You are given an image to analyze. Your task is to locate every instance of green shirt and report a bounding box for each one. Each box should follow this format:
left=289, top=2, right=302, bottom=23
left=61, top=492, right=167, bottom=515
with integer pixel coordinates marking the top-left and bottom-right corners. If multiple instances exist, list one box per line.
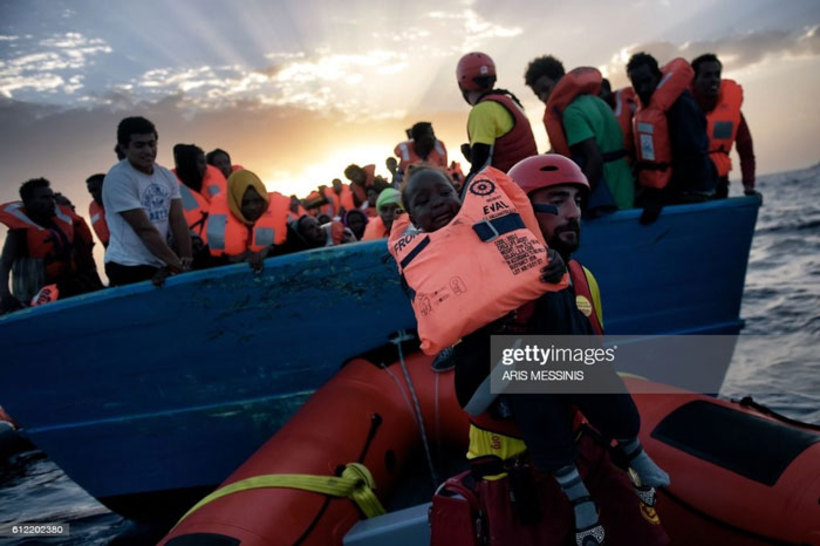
left=563, top=94, right=635, bottom=209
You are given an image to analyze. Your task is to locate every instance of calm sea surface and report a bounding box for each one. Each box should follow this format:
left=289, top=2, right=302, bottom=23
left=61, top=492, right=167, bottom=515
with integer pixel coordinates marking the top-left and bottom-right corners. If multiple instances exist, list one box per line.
left=1, top=165, right=818, bottom=545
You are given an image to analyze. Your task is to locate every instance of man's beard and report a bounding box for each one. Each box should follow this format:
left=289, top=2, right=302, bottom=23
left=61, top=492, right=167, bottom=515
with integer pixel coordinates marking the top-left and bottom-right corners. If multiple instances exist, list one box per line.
left=548, top=219, right=580, bottom=261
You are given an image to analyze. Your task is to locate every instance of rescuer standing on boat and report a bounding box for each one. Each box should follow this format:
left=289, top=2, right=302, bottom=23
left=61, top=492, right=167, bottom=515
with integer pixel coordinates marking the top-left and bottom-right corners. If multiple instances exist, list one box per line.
left=102, top=116, right=193, bottom=286
left=456, top=52, right=538, bottom=177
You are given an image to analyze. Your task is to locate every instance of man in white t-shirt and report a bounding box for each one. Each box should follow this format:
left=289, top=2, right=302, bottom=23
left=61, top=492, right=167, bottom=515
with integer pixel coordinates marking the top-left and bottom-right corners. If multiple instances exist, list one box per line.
left=103, top=116, right=192, bottom=286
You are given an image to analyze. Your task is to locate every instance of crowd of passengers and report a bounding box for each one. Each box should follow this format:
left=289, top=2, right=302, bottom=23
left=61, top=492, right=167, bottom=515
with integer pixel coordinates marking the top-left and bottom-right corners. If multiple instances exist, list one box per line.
left=1, top=51, right=757, bottom=314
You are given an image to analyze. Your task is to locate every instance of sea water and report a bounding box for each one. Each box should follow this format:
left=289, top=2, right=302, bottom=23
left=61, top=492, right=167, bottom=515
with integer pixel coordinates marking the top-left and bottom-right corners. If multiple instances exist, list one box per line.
left=1, top=165, right=818, bottom=545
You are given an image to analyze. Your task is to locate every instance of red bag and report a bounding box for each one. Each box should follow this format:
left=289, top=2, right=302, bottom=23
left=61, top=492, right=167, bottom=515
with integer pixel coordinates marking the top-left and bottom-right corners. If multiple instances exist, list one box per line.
left=430, top=471, right=484, bottom=546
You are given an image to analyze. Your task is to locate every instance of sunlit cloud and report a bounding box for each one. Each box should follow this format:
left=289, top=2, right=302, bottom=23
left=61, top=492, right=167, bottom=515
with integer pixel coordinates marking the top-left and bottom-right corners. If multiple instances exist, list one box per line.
left=600, top=26, right=820, bottom=87
left=0, top=32, right=111, bottom=98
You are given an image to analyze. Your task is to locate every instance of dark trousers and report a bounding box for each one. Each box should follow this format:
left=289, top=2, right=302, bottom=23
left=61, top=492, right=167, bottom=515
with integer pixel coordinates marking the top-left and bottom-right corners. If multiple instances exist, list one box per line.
left=105, top=262, right=161, bottom=287
left=506, top=390, right=640, bottom=474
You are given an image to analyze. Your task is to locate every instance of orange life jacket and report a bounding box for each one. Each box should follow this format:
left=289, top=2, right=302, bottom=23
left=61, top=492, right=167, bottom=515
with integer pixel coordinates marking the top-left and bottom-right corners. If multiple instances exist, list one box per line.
left=206, top=192, right=290, bottom=257
left=361, top=215, right=387, bottom=240
left=543, top=67, right=603, bottom=156
left=633, top=57, right=694, bottom=189
left=394, top=139, right=448, bottom=174
left=88, top=200, right=109, bottom=246
left=322, top=220, right=350, bottom=246
left=322, top=185, right=356, bottom=217
left=177, top=181, right=211, bottom=244
left=202, top=165, right=227, bottom=201
left=613, top=86, right=638, bottom=162
left=0, top=202, right=77, bottom=281
left=476, top=92, right=538, bottom=173
left=388, top=167, right=568, bottom=355
left=704, top=79, right=743, bottom=178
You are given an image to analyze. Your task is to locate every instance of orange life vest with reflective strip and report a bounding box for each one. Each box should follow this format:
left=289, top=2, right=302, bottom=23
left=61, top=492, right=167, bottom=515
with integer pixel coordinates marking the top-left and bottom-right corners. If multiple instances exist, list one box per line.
left=704, top=79, right=743, bottom=178
left=394, top=140, right=449, bottom=174
left=543, top=67, right=603, bottom=156
left=177, top=182, right=211, bottom=243
left=476, top=93, right=538, bottom=173
left=633, top=57, right=694, bottom=189
left=613, top=87, right=638, bottom=162
left=322, top=185, right=356, bottom=217
left=88, top=200, right=109, bottom=246
left=0, top=202, right=77, bottom=280
left=202, top=165, right=227, bottom=202
left=206, top=192, right=290, bottom=257
left=361, top=215, right=387, bottom=241
left=388, top=166, right=568, bottom=355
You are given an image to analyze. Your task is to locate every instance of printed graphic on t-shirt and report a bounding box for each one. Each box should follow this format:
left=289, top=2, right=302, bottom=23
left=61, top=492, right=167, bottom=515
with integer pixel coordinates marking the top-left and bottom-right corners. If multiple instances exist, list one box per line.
left=142, top=183, right=170, bottom=222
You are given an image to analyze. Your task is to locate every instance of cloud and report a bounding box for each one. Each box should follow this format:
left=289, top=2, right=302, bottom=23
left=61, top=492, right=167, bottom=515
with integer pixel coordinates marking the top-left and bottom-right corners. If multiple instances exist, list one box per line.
left=0, top=32, right=111, bottom=98
left=601, top=25, right=820, bottom=85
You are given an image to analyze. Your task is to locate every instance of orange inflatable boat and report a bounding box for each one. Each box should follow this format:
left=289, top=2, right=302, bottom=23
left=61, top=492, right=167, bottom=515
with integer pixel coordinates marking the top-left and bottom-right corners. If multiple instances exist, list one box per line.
left=160, top=354, right=820, bottom=546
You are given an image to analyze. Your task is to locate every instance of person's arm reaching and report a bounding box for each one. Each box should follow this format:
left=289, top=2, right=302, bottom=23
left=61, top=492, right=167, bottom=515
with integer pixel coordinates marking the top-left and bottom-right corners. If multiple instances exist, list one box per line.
left=736, top=113, right=758, bottom=196
left=0, top=232, right=24, bottom=312
left=168, top=198, right=193, bottom=270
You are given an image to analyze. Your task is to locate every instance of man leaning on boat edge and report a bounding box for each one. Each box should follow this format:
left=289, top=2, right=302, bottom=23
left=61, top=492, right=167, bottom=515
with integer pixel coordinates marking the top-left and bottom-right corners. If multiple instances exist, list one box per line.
left=102, top=116, right=193, bottom=287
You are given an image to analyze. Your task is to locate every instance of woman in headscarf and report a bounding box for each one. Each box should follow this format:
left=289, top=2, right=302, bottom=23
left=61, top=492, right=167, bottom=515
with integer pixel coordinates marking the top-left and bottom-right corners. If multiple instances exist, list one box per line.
left=205, top=170, right=290, bottom=271
left=361, top=187, right=403, bottom=240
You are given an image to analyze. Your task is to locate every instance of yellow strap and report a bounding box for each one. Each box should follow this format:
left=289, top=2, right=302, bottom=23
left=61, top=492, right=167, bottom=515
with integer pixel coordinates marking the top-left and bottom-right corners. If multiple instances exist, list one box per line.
left=174, top=463, right=386, bottom=528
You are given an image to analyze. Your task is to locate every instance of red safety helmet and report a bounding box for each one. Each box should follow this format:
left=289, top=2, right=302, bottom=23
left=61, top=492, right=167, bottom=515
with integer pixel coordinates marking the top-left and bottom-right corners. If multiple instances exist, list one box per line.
left=456, top=52, right=496, bottom=91
left=508, top=154, right=590, bottom=196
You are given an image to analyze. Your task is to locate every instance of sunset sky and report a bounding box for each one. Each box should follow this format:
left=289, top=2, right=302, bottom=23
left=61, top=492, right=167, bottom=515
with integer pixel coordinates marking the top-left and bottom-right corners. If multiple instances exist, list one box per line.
left=1, top=0, right=818, bottom=212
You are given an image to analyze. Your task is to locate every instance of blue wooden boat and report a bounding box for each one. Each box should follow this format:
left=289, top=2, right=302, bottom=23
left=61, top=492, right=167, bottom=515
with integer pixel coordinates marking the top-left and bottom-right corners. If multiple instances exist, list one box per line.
left=0, top=195, right=760, bottom=521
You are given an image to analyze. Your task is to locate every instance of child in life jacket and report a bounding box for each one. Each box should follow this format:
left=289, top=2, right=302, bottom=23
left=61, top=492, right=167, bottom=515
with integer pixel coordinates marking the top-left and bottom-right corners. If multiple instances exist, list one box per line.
left=400, top=167, right=669, bottom=546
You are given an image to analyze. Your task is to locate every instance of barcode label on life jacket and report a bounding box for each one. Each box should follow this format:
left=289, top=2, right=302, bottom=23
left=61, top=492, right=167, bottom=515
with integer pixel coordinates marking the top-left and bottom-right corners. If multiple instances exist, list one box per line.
left=495, top=234, right=542, bottom=275
left=640, top=134, right=655, bottom=161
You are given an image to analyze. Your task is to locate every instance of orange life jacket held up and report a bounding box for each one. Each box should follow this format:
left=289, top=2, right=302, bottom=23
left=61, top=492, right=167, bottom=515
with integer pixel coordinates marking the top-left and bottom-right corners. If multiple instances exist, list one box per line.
left=206, top=192, right=290, bottom=257
left=633, top=57, right=695, bottom=189
left=475, top=93, right=538, bottom=173
left=543, top=67, right=603, bottom=156
left=88, top=200, right=109, bottom=246
left=705, top=79, right=743, bottom=178
left=388, top=167, right=568, bottom=355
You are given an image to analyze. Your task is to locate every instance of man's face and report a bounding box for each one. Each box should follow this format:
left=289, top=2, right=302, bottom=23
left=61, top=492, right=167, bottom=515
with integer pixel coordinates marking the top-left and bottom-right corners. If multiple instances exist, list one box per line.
left=86, top=178, right=103, bottom=204
left=414, top=128, right=436, bottom=157
left=693, top=61, right=722, bottom=100
left=530, top=74, right=559, bottom=104
left=379, top=202, right=401, bottom=232
left=530, top=184, right=583, bottom=258
left=628, top=64, right=660, bottom=107
left=211, top=152, right=232, bottom=180
left=298, top=216, right=325, bottom=245
left=26, top=186, right=56, bottom=219
left=123, top=133, right=158, bottom=174
left=332, top=179, right=343, bottom=193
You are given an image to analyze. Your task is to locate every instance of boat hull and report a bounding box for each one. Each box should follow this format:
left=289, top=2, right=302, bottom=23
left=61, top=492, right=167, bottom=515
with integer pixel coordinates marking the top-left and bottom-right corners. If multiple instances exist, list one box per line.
left=0, top=196, right=760, bottom=517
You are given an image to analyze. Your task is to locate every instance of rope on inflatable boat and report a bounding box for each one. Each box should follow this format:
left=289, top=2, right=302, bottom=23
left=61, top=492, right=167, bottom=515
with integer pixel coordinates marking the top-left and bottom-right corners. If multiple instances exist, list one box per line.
left=172, top=462, right=386, bottom=528
left=391, top=329, right=440, bottom=489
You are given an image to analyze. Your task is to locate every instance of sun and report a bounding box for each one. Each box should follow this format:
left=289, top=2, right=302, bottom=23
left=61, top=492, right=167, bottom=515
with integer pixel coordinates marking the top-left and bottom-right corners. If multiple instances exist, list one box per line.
left=260, top=145, right=393, bottom=198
